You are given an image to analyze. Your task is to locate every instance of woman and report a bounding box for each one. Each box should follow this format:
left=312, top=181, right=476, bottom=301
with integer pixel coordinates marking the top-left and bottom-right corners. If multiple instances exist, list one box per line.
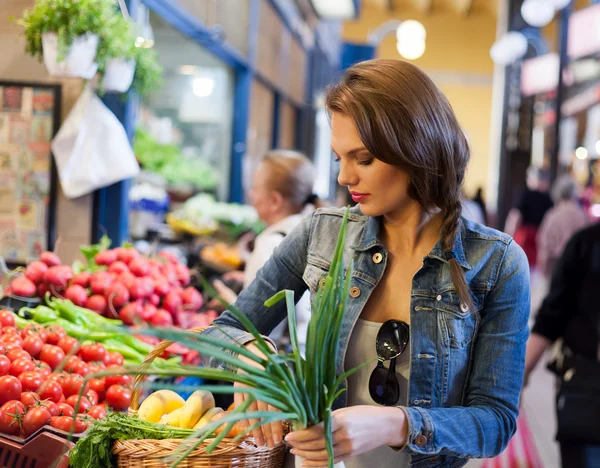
left=213, top=150, right=321, bottom=353
left=202, top=59, right=530, bottom=468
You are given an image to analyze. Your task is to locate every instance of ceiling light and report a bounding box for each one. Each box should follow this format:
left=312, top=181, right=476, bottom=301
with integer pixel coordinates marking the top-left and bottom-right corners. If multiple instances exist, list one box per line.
left=193, top=77, right=215, bottom=97
left=575, top=146, right=589, bottom=160
left=310, top=0, right=356, bottom=19
left=396, top=40, right=426, bottom=60
left=521, top=0, right=556, bottom=28
left=595, top=140, right=600, bottom=154
left=396, top=20, right=426, bottom=43
left=490, top=31, right=528, bottom=65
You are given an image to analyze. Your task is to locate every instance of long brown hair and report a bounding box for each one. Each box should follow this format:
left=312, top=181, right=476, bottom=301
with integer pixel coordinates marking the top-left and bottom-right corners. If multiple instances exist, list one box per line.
left=325, top=59, right=473, bottom=309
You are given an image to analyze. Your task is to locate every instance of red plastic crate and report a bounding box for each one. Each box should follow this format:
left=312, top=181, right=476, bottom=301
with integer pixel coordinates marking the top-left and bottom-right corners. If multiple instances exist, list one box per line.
left=0, top=429, right=74, bottom=468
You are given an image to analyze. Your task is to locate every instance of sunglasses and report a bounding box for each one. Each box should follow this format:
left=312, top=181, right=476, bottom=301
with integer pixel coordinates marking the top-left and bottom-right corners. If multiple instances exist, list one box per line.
left=368, top=319, right=410, bottom=406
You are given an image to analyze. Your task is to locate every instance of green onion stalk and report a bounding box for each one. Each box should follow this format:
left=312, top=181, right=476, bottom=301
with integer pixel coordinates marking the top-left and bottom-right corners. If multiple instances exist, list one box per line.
left=74, top=209, right=362, bottom=468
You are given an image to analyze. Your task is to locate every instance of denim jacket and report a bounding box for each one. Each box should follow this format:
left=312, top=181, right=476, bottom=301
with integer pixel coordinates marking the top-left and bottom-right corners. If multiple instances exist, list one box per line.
left=202, top=207, right=530, bottom=467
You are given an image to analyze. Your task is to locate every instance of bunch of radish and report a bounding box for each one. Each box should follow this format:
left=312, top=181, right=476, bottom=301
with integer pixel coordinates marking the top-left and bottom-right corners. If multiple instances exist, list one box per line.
left=8, top=248, right=207, bottom=328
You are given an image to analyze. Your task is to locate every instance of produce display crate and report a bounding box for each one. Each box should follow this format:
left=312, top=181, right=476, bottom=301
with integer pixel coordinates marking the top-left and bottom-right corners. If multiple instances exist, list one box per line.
left=0, top=427, right=76, bottom=468
left=112, top=327, right=286, bottom=468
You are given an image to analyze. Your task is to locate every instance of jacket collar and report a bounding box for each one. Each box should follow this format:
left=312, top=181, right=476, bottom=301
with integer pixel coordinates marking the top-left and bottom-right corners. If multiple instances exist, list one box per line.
left=352, top=212, right=472, bottom=270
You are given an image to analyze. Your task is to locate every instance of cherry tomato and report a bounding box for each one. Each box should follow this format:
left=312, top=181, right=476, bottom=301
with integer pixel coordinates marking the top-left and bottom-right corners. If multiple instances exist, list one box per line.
left=33, top=360, right=51, bottom=378
left=104, top=351, right=124, bottom=367
left=61, top=374, right=85, bottom=398
left=87, top=404, right=107, bottom=420
left=105, top=385, right=131, bottom=411
left=79, top=344, right=107, bottom=363
left=66, top=395, right=91, bottom=413
left=0, top=311, right=16, bottom=328
left=22, top=335, right=43, bottom=359
left=17, top=371, right=42, bottom=392
left=6, top=349, right=30, bottom=363
left=10, top=358, right=35, bottom=377
left=39, top=345, right=65, bottom=370
left=104, top=368, right=132, bottom=388
left=85, top=389, right=99, bottom=406
left=22, top=407, right=51, bottom=437
left=21, top=392, right=40, bottom=408
left=45, top=326, right=66, bottom=346
left=0, top=355, right=11, bottom=376
left=57, top=403, right=74, bottom=417
left=21, top=325, right=47, bottom=343
left=38, top=380, right=63, bottom=403
left=56, top=336, right=79, bottom=355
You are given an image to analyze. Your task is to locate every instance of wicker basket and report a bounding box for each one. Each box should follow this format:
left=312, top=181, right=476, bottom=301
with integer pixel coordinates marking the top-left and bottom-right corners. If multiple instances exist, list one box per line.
left=112, top=327, right=286, bottom=468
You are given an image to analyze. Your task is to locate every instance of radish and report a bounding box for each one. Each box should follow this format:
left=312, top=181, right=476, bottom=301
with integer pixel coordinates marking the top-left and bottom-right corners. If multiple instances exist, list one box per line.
left=44, top=265, right=73, bottom=288
left=153, top=279, right=170, bottom=297
left=37, top=283, right=50, bottom=298
left=94, top=250, right=117, bottom=266
left=118, top=272, right=136, bottom=290
left=104, top=283, right=130, bottom=308
left=158, top=251, right=178, bottom=264
left=11, top=277, right=36, bottom=297
left=149, top=294, right=160, bottom=306
left=163, top=290, right=182, bottom=315
left=25, top=261, right=48, bottom=284
left=65, top=285, right=88, bottom=307
left=86, top=295, right=107, bottom=315
left=150, top=309, right=173, bottom=326
left=175, top=264, right=191, bottom=287
left=129, top=277, right=152, bottom=300
left=162, top=265, right=178, bottom=286
left=181, top=287, right=203, bottom=312
left=40, top=251, right=61, bottom=267
left=90, top=271, right=112, bottom=295
left=116, top=248, right=139, bottom=265
left=118, top=303, right=139, bottom=325
left=129, top=258, right=149, bottom=277
left=71, top=272, right=91, bottom=288
left=148, top=267, right=162, bottom=280
left=108, top=261, right=128, bottom=275
left=139, top=304, right=157, bottom=321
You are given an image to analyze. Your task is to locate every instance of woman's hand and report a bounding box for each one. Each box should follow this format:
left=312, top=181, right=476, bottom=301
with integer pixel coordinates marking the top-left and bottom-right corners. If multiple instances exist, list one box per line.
left=285, top=406, right=408, bottom=467
left=235, top=340, right=284, bottom=448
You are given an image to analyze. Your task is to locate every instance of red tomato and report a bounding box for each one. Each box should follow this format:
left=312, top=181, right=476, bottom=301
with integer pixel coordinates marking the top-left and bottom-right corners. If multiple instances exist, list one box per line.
left=56, top=336, right=79, bottom=355
left=1, top=400, right=25, bottom=415
left=21, top=325, right=47, bottom=343
left=88, top=362, right=105, bottom=374
left=104, top=368, right=132, bottom=388
left=105, top=385, right=131, bottom=411
left=20, top=392, right=40, bottom=408
left=0, top=355, right=11, bottom=376
left=0, top=376, right=22, bottom=405
left=57, top=403, right=74, bottom=417
left=79, top=344, right=107, bottom=363
left=104, top=351, right=124, bottom=367
left=61, top=374, right=85, bottom=398
left=4, top=334, right=23, bottom=348
left=85, top=389, right=99, bottom=406
left=22, top=335, right=43, bottom=358
left=2, top=326, right=18, bottom=335
left=33, top=360, right=51, bottom=378
left=39, top=345, right=65, bottom=370
left=38, top=380, right=63, bottom=403
left=0, top=311, right=16, bottom=328
left=66, top=395, right=91, bottom=413
left=88, top=378, right=106, bottom=400
left=18, top=371, right=43, bottom=392
left=87, top=404, right=107, bottom=420
left=49, top=415, right=88, bottom=433
left=0, top=401, right=25, bottom=435
left=6, top=349, right=30, bottom=362
left=10, top=358, right=35, bottom=377
left=43, top=401, right=59, bottom=417
left=64, top=356, right=83, bottom=373
left=22, top=407, right=51, bottom=437
left=45, top=326, right=66, bottom=346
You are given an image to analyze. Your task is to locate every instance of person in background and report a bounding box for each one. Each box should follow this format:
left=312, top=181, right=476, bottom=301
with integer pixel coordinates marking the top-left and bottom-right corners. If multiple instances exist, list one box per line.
left=473, top=187, right=488, bottom=225
left=505, top=166, right=553, bottom=268
left=213, top=150, right=323, bottom=354
left=525, top=222, right=600, bottom=468
left=461, top=194, right=485, bottom=225
left=537, top=175, right=587, bottom=281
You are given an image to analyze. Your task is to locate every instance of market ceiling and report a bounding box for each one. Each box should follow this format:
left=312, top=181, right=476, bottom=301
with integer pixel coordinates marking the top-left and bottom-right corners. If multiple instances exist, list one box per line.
left=363, top=0, right=498, bottom=16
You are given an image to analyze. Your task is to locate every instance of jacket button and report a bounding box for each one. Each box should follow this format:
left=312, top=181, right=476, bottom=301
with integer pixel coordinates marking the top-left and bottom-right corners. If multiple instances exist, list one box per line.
left=372, top=252, right=383, bottom=264
left=415, top=434, right=427, bottom=447
left=460, top=302, right=469, bottom=312
left=349, top=287, right=361, bottom=298
left=436, top=295, right=442, bottom=301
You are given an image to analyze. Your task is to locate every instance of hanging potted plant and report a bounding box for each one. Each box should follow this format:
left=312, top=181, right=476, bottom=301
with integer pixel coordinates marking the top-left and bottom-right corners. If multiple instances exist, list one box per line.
left=18, top=0, right=117, bottom=79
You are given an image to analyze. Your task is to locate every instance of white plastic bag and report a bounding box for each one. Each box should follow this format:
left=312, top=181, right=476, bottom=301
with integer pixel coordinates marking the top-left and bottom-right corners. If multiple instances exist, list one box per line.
left=51, top=87, right=140, bottom=198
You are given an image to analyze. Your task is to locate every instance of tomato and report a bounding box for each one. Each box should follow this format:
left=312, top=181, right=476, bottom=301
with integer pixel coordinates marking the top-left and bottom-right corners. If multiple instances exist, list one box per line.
left=56, top=336, right=79, bottom=355
left=88, top=377, right=106, bottom=395
left=0, top=402, right=24, bottom=435
left=38, top=380, right=63, bottom=403
left=66, top=395, right=91, bottom=413
left=64, top=356, right=83, bottom=374
left=18, top=371, right=43, bottom=392
left=0, top=355, right=11, bottom=376
left=79, top=344, right=107, bottom=363
left=21, top=325, right=47, bottom=343
left=10, top=358, right=35, bottom=377
left=87, top=404, right=107, bottom=420
left=50, top=415, right=72, bottom=432
left=85, top=389, right=99, bottom=406
left=73, top=416, right=89, bottom=433
left=2, top=326, right=18, bottom=336
left=88, top=362, right=105, bottom=374
left=43, top=401, right=59, bottom=417
left=6, top=349, right=30, bottom=363
left=4, top=334, right=23, bottom=348
left=104, top=368, right=132, bottom=388
left=0, top=376, right=22, bottom=406
left=45, top=326, right=66, bottom=346
left=21, top=392, right=40, bottom=408
left=104, top=351, right=124, bottom=367
left=2, top=401, right=25, bottom=415
left=57, top=403, right=74, bottom=417
left=105, top=385, right=131, bottom=411
left=39, top=345, right=65, bottom=370
left=22, top=335, right=44, bottom=359
left=33, top=360, right=51, bottom=378
left=0, top=311, right=16, bottom=328
left=61, top=374, right=85, bottom=398
left=71, top=360, right=90, bottom=377
left=22, top=407, right=51, bottom=436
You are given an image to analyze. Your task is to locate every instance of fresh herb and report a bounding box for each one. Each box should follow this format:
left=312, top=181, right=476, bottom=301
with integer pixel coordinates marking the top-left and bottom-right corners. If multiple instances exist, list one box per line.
left=69, top=412, right=195, bottom=468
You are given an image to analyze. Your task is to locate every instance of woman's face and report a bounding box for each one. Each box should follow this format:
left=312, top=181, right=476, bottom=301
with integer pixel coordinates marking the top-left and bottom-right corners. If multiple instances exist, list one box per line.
left=331, top=112, right=412, bottom=218
left=248, top=163, right=277, bottom=225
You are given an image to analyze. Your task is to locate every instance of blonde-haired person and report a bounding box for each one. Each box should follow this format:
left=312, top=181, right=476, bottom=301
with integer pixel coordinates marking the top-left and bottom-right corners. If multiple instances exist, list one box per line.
left=214, top=150, right=324, bottom=354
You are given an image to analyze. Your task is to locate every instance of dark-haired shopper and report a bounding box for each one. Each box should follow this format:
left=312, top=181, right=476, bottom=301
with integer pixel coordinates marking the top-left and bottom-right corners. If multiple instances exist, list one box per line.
left=201, top=59, right=530, bottom=467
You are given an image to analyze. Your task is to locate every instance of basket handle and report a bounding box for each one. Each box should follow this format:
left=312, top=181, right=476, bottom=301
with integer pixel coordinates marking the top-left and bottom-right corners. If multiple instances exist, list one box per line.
left=129, top=326, right=208, bottom=411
